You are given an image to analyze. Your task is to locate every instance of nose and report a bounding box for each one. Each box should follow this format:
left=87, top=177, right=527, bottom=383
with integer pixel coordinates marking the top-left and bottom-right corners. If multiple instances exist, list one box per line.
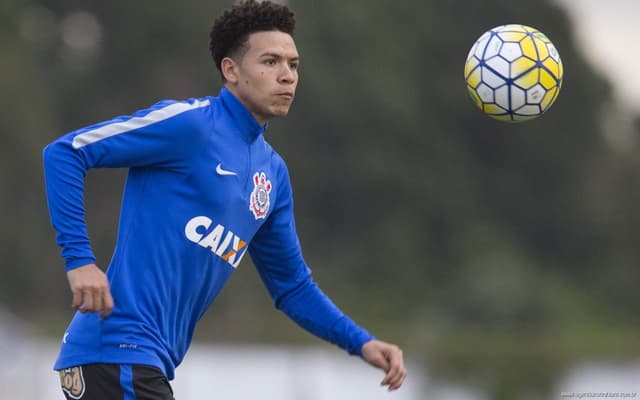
left=279, top=64, right=297, bottom=84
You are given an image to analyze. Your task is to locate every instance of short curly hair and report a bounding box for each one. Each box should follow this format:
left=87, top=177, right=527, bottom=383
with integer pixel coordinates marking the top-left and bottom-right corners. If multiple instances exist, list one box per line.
left=209, top=0, right=296, bottom=78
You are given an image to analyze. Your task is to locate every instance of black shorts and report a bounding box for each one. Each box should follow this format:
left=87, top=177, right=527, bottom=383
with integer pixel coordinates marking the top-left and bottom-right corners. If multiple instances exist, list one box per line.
left=58, top=363, right=174, bottom=400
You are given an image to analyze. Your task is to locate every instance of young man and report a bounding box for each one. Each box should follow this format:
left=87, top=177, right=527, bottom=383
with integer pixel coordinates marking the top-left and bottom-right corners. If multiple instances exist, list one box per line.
left=44, top=1, right=406, bottom=398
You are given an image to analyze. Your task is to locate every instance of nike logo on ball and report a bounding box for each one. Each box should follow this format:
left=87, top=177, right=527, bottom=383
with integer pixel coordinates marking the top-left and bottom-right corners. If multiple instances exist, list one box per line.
left=216, top=163, right=237, bottom=176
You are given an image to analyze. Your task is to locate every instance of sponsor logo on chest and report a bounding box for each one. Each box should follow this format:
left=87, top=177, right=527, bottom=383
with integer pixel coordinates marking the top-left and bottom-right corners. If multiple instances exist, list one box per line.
left=185, top=216, right=248, bottom=268
left=184, top=171, right=273, bottom=267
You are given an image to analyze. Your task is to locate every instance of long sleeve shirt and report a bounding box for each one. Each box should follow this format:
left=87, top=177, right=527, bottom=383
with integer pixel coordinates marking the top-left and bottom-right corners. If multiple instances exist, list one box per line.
left=43, top=87, right=372, bottom=380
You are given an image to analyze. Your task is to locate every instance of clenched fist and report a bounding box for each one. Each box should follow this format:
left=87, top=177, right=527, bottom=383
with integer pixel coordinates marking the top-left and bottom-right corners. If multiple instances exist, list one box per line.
left=66, top=263, right=114, bottom=318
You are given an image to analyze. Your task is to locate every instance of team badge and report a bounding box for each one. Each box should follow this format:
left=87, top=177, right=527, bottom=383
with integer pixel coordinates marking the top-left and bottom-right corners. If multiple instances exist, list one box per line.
left=250, top=172, right=272, bottom=220
left=59, top=366, right=85, bottom=399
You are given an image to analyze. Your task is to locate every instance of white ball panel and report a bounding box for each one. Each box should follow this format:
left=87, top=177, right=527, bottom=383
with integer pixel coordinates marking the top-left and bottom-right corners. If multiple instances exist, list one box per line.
left=500, top=42, right=523, bottom=62
left=547, top=43, right=560, bottom=62
left=481, top=66, right=506, bottom=89
left=476, top=83, right=494, bottom=103
left=511, top=85, right=526, bottom=110
left=517, top=105, right=542, bottom=116
left=483, top=35, right=502, bottom=59
left=526, top=84, right=546, bottom=103
left=486, top=57, right=510, bottom=79
left=473, top=34, right=491, bottom=59
left=494, top=86, right=509, bottom=109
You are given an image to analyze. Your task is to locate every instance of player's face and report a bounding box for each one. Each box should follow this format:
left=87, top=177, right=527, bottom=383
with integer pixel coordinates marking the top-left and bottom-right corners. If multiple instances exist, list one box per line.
left=223, top=31, right=299, bottom=125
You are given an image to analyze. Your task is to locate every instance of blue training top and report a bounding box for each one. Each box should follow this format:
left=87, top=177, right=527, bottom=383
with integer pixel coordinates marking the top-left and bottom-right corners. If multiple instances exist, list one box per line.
left=43, top=87, right=373, bottom=380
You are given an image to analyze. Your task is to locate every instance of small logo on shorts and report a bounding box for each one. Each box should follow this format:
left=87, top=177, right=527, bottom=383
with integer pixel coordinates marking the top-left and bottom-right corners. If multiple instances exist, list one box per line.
left=60, top=366, right=85, bottom=399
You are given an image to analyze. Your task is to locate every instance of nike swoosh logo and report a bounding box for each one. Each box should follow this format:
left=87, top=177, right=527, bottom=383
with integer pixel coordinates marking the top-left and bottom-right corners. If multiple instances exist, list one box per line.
left=216, top=163, right=237, bottom=176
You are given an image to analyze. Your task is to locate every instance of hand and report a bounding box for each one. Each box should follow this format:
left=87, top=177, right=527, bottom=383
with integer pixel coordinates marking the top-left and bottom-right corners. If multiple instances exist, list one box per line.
left=361, top=339, right=407, bottom=391
left=66, top=263, right=114, bottom=318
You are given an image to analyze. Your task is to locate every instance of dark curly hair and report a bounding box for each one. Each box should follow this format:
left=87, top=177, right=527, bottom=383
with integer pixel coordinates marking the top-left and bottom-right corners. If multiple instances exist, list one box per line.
left=209, top=0, right=296, bottom=78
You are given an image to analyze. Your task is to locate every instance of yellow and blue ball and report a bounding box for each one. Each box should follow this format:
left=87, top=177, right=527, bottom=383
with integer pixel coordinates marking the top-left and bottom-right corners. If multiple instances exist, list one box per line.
left=464, top=24, right=563, bottom=122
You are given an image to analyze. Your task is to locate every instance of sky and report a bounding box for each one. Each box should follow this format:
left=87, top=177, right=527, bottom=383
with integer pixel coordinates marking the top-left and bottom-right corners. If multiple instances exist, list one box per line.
left=555, top=0, right=640, bottom=112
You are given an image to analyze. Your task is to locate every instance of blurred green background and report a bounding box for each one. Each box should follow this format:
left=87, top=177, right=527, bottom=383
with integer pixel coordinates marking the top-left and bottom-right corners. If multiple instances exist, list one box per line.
left=2, top=0, right=640, bottom=398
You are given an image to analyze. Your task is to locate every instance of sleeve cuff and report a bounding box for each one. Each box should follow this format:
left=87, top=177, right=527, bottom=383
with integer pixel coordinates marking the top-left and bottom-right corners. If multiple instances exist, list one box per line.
left=350, top=330, right=376, bottom=356
left=64, top=257, right=96, bottom=271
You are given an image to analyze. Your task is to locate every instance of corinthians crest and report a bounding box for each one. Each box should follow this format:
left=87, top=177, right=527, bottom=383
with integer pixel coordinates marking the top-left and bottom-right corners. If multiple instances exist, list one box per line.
left=59, top=367, right=85, bottom=399
left=250, top=172, right=272, bottom=220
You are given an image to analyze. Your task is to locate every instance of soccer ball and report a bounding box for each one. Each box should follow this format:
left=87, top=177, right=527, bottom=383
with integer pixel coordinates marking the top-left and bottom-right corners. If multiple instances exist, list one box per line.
left=464, top=24, right=563, bottom=122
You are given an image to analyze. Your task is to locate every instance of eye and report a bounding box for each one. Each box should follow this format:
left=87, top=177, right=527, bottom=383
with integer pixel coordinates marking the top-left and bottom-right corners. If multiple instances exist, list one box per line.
left=264, top=58, right=276, bottom=66
left=289, top=62, right=299, bottom=71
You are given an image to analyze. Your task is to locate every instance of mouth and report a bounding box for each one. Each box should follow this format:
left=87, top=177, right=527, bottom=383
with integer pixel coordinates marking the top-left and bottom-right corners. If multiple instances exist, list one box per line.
left=276, top=92, right=294, bottom=100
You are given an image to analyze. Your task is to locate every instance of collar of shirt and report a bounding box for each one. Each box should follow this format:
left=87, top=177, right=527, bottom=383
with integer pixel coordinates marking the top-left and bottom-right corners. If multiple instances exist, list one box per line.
left=219, top=87, right=268, bottom=143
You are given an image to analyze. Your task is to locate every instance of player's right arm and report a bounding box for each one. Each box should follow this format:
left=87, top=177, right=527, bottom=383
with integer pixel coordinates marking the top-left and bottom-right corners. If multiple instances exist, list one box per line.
left=43, top=98, right=209, bottom=316
left=66, top=263, right=114, bottom=317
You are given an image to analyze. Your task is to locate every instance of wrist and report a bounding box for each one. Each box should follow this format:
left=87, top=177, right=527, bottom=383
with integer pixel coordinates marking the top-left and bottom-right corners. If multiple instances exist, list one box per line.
left=65, top=257, right=97, bottom=271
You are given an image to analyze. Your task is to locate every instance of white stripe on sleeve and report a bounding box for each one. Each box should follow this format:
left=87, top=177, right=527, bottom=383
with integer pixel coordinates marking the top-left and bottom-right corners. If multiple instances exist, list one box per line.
left=72, top=99, right=210, bottom=149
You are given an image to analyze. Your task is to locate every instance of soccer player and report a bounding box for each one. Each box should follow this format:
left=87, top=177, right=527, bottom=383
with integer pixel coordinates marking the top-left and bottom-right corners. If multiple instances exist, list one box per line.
left=43, top=1, right=406, bottom=398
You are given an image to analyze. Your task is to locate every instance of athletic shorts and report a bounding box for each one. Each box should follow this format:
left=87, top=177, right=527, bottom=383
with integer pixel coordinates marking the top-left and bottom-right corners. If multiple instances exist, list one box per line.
left=58, top=363, right=174, bottom=400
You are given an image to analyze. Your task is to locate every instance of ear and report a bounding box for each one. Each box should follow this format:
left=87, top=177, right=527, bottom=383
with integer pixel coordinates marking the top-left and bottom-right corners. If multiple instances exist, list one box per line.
left=221, top=57, right=239, bottom=84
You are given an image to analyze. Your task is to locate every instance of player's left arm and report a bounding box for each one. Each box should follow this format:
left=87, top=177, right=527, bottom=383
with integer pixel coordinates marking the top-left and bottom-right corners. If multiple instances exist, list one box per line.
left=361, top=339, right=407, bottom=391
left=248, top=158, right=406, bottom=390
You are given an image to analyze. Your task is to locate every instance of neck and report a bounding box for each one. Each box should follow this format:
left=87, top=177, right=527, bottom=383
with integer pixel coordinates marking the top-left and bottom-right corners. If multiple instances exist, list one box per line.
left=223, top=84, right=267, bottom=125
